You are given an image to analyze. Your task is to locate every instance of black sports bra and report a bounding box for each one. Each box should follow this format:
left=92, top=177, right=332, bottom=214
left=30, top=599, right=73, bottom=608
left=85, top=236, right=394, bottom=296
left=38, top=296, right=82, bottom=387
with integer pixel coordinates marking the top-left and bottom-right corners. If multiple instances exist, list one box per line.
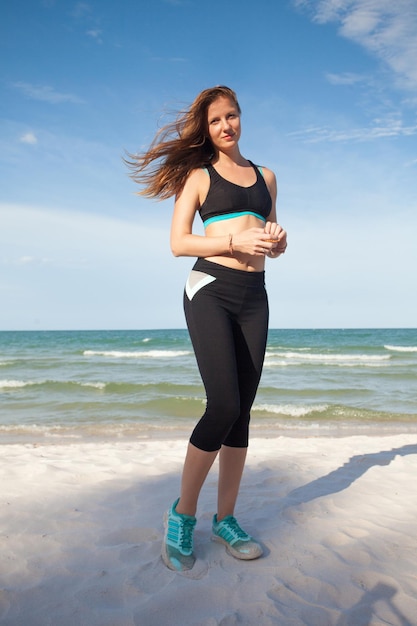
left=199, top=160, right=272, bottom=227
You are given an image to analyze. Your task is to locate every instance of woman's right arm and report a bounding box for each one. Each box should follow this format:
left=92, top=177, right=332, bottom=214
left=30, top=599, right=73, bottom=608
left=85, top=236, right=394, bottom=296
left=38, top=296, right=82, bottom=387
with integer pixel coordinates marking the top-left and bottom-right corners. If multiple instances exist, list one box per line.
left=170, top=170, right=231, bottom=258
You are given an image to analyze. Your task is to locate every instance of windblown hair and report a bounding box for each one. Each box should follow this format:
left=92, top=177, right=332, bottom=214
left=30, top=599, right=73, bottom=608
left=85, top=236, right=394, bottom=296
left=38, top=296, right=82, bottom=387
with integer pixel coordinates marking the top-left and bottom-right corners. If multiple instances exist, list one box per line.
left=125, top=86, right=241, bottom=200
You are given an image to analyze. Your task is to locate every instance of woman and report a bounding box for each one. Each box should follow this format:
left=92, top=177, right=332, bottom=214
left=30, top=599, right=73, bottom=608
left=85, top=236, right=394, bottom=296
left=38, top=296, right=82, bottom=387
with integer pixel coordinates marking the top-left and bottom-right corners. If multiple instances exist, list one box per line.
left=127, top=86, right=287, bottom=572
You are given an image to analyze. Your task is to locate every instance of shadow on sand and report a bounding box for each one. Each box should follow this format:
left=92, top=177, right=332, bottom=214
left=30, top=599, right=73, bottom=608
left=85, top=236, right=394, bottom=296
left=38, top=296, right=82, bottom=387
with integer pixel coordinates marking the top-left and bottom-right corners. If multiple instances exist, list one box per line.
left=280, top=443, right=417, bottom=626
left=284, top=443, right=417, bottom=508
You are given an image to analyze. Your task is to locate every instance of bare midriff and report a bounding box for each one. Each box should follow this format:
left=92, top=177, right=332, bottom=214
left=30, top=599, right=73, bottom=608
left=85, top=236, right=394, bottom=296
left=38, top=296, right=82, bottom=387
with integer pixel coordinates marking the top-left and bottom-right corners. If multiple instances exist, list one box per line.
left=204, top=214, right=266, bottom=272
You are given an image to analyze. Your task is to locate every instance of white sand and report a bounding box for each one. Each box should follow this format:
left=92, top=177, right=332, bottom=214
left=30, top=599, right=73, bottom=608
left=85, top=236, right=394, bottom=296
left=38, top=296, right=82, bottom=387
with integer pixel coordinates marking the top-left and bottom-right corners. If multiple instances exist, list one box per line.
left=1, top=434, right=417, bottom=626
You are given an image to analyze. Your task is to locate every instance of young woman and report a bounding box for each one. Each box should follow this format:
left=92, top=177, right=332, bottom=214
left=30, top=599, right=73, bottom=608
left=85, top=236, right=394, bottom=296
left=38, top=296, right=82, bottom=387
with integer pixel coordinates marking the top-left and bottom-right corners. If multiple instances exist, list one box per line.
left=127, top=86, right=287, bottom=571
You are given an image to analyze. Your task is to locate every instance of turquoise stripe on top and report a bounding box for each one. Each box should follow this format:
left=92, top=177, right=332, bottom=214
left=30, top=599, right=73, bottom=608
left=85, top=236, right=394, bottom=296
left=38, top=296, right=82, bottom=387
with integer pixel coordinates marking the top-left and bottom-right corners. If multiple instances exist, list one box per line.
left=203, top=211, right=266, bottom=227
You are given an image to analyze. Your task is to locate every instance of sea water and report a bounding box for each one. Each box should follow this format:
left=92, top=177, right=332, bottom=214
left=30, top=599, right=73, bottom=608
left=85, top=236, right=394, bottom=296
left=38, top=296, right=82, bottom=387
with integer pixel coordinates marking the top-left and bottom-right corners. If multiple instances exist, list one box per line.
left=1, top=328, right=416, bottom=443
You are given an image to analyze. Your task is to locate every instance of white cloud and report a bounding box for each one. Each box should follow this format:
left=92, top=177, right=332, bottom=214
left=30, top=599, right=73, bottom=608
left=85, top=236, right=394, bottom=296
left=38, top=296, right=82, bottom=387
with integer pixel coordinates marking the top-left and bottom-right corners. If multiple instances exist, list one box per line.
left=86, top=29, right=103, bottom=43
left=71, top=2, right=92, bottom=19
left=17, top=256, right=50, bottom=266
left=13, top=82, right=84, bottom=104
left=19, top=132, right=38, bottom=145
left=294, top=0, right=417, bottom=90
left=325, top=71, right=367, bottom=85
left=71, top=2, right=103, bottom=43
left=287, top=115, right=417, bottom=143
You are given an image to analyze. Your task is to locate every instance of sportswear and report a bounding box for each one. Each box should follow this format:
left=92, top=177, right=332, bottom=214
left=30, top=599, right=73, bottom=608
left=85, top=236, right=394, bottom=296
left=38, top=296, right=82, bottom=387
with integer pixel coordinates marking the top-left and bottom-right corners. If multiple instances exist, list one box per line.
left=199, top=161, right=272, bottom=227
left=184, top=258, right=268, bottom=452
left=212, top=514, right=263, bottom=560
left=162, top=498, right=197, bottom=572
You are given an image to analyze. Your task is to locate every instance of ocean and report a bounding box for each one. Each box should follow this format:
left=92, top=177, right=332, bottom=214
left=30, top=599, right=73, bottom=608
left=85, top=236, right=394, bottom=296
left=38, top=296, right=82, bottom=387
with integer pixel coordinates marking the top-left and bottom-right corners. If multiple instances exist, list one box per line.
left=1, top=328, right=417, bottom=443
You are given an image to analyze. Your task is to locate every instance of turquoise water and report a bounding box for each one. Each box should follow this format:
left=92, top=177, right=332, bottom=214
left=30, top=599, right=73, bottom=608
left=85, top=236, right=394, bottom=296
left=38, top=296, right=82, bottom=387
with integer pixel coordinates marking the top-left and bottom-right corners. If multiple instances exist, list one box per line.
left=1, top=328, right=417, bottom=442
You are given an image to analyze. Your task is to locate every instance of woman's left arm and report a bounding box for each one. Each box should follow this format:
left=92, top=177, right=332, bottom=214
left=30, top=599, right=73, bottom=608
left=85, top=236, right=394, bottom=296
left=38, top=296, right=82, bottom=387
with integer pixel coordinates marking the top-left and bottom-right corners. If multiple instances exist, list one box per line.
left=262, top=168, right=287, bottom=258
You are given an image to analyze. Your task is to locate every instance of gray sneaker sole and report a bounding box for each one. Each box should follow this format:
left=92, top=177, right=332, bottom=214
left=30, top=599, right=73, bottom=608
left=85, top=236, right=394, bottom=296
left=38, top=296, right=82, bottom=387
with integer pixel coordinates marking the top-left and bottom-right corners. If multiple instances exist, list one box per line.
left=211, top=534, right=263, bottom=560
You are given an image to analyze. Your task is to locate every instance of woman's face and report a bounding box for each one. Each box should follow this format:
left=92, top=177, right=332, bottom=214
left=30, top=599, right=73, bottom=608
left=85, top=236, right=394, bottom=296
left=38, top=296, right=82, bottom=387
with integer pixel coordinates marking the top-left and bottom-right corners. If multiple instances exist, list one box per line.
left=207, top=96, right=241, bottom=152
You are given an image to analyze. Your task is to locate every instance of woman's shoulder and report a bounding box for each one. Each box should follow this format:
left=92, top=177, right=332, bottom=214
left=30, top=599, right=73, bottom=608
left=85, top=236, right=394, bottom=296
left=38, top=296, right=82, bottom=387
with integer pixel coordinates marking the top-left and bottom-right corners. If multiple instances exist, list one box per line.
left=178, top=166, right=210, bottom=201
left=254, top=163, right=276, bottom=185
left=185, top=166, right=211, bottom=188
left=254, top=163, right=277, bottom=199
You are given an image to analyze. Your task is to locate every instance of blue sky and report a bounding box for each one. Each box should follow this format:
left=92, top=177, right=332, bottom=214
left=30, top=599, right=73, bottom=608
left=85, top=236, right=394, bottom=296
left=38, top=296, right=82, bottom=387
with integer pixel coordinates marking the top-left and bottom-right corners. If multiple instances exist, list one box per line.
left=1, top=0, right=416, bottom=330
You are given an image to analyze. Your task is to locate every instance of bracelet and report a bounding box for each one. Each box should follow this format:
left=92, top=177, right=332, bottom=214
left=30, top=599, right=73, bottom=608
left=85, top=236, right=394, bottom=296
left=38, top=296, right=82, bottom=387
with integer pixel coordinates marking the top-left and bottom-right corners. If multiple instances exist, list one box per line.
left=228, top=233, right=234, bottom=256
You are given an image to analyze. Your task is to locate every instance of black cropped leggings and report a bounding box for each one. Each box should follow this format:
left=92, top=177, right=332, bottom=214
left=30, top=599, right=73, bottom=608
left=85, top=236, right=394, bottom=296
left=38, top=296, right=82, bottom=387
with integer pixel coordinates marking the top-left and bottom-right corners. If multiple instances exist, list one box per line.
left=183, top=258, right=269, bottom=452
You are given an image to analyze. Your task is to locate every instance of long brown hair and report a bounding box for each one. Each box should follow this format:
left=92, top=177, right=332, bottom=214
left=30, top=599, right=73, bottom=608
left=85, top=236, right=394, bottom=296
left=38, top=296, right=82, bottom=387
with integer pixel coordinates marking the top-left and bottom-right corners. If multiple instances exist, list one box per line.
left=125, top=86, right=241, bottom=200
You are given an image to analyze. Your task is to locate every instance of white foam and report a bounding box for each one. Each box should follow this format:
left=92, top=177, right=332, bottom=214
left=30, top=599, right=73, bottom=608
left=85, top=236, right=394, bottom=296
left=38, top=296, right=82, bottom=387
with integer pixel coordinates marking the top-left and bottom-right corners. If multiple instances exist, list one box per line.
left=0, top=379, right=107, bottom=391
left=264, top=351, right=390, bottom=367
left=80, top=382, right=106, bottom=390
left=266, top=351, right=389, bottom=362
left=254, top=403, right=328, bottom=417
left=83, top=349, right=190, bottom=359
left=0, top=379, right=32, bottom=389
left=384, top=344, right=417, bottom=352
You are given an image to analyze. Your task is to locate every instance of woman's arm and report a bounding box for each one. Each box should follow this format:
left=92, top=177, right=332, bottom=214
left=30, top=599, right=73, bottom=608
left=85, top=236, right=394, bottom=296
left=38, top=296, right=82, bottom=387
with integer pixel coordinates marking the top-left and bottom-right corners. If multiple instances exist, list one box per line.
left=170, top=169, right=231, bottom=258
left=262, top=168, right=287, bottom=258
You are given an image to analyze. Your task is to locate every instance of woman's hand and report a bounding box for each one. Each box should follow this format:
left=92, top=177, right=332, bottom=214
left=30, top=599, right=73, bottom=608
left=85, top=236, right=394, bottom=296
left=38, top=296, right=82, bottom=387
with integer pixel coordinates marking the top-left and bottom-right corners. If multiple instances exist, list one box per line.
left=264, top=221, right=287, bottom=258
left=231, top=227, right=273, bottom=256
left=231, top=224, right=287, bottom=257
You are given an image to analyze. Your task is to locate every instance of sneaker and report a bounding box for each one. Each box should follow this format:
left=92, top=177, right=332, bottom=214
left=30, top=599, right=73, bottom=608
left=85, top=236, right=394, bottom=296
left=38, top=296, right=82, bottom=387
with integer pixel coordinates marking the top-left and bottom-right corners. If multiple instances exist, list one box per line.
left=212, top=514, right=263, bottom=560
left=162, top=498, right=197, bottom=571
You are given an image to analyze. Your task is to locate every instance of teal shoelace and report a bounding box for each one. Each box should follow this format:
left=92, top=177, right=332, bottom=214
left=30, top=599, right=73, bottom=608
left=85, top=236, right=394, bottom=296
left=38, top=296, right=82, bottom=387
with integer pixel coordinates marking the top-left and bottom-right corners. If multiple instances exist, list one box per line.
left=220, top=517, right=249, bottom=541
left=179, top=518, right=195, bottom=552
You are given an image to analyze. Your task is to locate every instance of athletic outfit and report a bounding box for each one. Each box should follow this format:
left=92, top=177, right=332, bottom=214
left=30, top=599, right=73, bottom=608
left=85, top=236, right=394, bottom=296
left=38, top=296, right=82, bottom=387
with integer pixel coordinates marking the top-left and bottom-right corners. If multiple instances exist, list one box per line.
left=183, top=161, right=272, bottom=452
left=198, top=161, right=271, bottom=227
left=162, top=160, right=271, bottom=571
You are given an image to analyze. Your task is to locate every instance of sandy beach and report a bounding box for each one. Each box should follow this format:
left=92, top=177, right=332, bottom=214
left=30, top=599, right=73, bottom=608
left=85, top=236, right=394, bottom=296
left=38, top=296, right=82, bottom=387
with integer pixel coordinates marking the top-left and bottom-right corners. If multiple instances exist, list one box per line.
left=1, top=434, right=416, bottom=625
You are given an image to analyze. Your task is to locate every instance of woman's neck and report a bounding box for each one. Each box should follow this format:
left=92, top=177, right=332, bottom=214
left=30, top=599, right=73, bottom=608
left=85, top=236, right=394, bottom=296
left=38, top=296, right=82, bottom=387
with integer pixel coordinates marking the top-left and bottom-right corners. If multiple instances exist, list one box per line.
left=213, top=148, right=247, bottom=168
